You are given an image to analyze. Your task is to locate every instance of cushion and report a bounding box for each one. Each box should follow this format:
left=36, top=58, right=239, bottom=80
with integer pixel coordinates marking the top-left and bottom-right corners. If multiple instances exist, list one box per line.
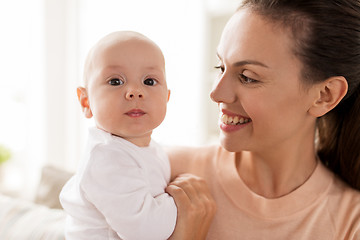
left=0, top=194, right=65, bottom=240
left=34, top=165, right=73, bottom=209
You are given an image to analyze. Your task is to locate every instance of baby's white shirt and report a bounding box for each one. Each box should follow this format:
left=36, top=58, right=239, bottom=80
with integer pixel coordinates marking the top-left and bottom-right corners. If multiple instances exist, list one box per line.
left=60, top=127, right=177, bottom=240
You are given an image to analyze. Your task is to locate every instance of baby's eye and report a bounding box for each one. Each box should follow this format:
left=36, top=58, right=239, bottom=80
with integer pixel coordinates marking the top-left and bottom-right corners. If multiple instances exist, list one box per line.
left=144, top=78, right=157, bottom=86
left=108, top=78, right=124, bottom=86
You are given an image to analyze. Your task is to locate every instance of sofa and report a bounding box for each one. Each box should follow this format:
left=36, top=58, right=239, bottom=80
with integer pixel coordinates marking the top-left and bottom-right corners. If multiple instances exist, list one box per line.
left=0, top=165, right=73, bottom=240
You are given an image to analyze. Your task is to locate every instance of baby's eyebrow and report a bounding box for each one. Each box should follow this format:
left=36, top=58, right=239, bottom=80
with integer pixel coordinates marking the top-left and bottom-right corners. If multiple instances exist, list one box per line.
left=104, top=65, right=123, bottom=70
left=216, top=52, right=269, bottom=68
left=144, top=66, right=163, bottom=71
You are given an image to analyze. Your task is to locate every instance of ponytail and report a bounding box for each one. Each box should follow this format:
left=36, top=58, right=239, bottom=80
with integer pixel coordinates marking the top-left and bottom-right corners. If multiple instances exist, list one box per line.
left=317, top=85, right=360, bottom=189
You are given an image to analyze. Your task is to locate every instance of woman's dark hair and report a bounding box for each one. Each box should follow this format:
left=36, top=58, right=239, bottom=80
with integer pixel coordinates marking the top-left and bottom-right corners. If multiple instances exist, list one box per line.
left=239, top=0, right=360, bottom=190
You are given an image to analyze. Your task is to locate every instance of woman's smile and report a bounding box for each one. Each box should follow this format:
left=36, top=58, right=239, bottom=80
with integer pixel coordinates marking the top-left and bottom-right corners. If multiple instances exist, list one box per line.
left=220, top=113, right=251, bottom=125
left=219, top=108, right=252, bottom=133
left=219, top=118, right=252, bottom=133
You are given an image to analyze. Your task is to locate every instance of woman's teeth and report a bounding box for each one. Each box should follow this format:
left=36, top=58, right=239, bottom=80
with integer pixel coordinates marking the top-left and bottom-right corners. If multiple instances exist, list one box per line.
left=221, top=114, right=251, bottom=125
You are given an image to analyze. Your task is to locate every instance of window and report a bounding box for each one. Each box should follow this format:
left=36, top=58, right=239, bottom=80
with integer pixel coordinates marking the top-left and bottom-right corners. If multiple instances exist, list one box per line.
left=0, top=0, right=236, bottom=199
left=0, top=0, right=45, bottom=198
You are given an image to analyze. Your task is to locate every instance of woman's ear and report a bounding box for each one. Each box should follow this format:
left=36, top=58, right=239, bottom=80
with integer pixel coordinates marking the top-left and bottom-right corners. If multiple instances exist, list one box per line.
left=77, top=87, right=93, bottom=118
left=308, top=76, right=348, bottom=117
left=167, top=89, right=171, bottom=102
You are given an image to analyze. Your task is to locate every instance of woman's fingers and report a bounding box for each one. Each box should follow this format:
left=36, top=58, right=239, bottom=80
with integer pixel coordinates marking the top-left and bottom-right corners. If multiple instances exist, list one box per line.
left=166, top=174, right=216, bottom=240
left=166, top=184, right=191, bottom=208
left=168, top=174, right=201, bottom=198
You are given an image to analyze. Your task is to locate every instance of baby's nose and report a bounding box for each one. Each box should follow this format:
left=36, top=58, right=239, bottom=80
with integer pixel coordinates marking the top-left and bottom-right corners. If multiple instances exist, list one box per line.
left=126, top=90, right=143, bottom=99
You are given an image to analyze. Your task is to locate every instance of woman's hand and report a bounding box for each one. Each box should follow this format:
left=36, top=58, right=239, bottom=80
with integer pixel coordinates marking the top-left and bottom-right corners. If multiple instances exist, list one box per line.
left=166, top=174, right=217, bottom=240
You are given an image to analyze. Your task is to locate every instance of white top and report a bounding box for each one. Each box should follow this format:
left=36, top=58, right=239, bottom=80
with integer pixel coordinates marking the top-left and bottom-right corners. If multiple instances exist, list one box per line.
left=60, top=127, right=177, bottom=240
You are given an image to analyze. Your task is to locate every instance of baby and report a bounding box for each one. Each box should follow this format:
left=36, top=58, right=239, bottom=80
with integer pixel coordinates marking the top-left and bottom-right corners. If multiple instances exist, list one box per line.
left=60, top=31, right=177, bottom=240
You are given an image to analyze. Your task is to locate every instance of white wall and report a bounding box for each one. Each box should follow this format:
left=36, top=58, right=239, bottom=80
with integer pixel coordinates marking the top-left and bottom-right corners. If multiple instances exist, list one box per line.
left=0, top=0, right=238, bottom=199
left=45, top=0, right=212, bottom=171
left=0, top=0, right=45, bottom=198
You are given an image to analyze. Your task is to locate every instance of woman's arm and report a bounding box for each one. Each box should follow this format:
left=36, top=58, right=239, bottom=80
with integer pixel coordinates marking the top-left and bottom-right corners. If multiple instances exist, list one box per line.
left=166, top=174, right=217, bottom=240
left=166, top=145, right=218, bottom=239
left=167, top=145, right=214, bottom=180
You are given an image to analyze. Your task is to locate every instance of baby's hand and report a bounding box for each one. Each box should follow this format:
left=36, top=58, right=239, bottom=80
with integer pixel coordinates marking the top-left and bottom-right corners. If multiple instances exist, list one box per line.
left=166, top=174, right=216, bottom=240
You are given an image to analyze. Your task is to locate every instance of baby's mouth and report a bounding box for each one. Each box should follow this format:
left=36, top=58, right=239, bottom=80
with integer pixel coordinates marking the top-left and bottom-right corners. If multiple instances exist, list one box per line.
left=126, top=109, right=145, bottom=117
left=221, top=113, right=252, bottom=125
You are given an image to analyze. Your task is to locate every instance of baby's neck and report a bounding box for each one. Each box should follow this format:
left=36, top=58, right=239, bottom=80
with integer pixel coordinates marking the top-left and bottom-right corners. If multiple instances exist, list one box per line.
left=113, top=134, right=152, bottom=147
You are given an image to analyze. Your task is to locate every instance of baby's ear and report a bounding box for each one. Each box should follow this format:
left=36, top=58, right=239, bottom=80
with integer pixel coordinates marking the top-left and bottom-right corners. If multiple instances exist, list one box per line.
left=77, top=87, right=93, bottom=118
left=308, top=76, right=348, bottom=117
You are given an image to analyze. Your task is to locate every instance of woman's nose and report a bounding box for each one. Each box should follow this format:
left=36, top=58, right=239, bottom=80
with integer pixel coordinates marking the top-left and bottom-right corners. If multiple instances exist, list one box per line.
left=210, top=73, right=236, bottom=103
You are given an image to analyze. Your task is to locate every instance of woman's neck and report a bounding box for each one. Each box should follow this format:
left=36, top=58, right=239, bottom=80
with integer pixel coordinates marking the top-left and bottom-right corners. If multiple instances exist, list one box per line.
left=236, top=145, right=318, bottom=199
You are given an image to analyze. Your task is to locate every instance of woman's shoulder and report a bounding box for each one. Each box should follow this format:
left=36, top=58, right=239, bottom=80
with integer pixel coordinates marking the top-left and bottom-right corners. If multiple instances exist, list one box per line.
left=166, top=144, right=218, bottom=160
left=329, top=172, right=360, bottom=206
left=166, top=144, right=220, bottom=179
left=327, top=174, right=360, bottom=238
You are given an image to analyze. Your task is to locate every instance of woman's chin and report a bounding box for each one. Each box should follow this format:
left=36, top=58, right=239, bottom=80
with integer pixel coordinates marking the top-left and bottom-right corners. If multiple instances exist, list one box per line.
left=220, top=136, right=244, bottom=153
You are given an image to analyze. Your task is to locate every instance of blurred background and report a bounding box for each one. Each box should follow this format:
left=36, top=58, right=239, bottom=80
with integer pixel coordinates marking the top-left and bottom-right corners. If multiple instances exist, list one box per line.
left=0, top=0, right=239, bottom=200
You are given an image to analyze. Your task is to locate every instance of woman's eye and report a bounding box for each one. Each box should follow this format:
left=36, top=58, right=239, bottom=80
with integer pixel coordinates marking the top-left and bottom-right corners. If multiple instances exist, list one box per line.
left=144, top=78, right=157, bottom=86
left=214, top=65, right=225, bottom=73
left=239, top=73, right=258, bottom=84
left=108, top=78, right=124, bottom=86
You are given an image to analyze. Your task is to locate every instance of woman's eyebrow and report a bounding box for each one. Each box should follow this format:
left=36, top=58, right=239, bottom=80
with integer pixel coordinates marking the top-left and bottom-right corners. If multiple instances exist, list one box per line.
left=233, top=60, right=269, bottom=68
left=216, top=52, right=269, bottom=68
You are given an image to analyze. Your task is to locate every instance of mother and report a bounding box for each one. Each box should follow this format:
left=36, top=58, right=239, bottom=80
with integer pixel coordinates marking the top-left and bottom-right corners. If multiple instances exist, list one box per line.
left=167, top=0, right=360, bottom=239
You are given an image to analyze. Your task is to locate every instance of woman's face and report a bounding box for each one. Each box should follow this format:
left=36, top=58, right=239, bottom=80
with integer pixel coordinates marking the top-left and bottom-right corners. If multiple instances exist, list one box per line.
left=211, top=9, right=318, bottom=153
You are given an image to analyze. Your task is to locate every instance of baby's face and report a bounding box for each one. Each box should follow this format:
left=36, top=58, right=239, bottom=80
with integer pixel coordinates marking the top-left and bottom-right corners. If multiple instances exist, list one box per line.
left=86, top=33, right=169, bottom=146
